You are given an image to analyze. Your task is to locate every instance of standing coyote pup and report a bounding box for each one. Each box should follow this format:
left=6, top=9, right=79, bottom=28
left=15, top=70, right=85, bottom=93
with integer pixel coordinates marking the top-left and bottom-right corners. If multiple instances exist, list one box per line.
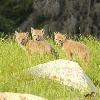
left=31, top=27, right=45, bottom=41
left=54, top=32, right=89, bottom=62
left=15, top=31, right=56, bottom=57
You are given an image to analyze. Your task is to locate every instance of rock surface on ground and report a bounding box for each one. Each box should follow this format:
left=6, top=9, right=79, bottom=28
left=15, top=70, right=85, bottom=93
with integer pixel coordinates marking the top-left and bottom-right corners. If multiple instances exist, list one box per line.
left=27, top=59, right=96, bottom=93
left=0, top=92, right=46, bottom=100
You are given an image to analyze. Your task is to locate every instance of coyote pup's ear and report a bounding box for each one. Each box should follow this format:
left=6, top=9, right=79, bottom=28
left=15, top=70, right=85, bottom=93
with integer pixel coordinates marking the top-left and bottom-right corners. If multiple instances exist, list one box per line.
left=15, top=31, right=18, bottom=34
left=14, top=31, right=18, bottom=39
left=41, top=29, right=45, bottom=34
left=54, top=32, right=57, bottom=35
left=31, top=27, right=34, bottom=33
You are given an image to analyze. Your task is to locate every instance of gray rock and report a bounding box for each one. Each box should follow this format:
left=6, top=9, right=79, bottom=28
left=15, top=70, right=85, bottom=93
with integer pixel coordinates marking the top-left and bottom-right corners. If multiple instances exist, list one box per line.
left=27, top=59, right=96, bottom=93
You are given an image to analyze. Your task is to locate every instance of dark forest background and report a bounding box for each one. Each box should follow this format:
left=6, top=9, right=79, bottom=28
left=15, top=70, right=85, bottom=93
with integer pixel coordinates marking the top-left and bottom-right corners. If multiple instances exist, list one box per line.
left=0, top=0, right=100, bottom=37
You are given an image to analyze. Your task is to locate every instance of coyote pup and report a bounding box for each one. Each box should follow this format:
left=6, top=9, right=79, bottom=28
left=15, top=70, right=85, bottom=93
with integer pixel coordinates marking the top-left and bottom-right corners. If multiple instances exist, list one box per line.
left=15, top=31, right=56, bottom=56
left=54, top=32, right=89, bottom=62
left=31, top=27, right=45, bottom=41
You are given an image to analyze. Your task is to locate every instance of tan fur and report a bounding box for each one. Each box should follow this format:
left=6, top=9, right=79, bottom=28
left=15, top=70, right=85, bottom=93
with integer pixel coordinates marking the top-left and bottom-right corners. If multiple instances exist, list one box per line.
left=54, top=32, right=89, bottom=62
left=31, top=27, right=45, bottom=41
left=15, top=31, right=55, bottom=56
left=0, top=95, right=5, bottom=100
left=26, top=40, right=55, bottom=55
left=19, top=95, right=28, bottom=100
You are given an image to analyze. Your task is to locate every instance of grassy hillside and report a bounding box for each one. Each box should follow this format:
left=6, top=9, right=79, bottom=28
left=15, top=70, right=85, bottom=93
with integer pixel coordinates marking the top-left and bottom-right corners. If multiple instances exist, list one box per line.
left=0, top=36, right=100, bottom=99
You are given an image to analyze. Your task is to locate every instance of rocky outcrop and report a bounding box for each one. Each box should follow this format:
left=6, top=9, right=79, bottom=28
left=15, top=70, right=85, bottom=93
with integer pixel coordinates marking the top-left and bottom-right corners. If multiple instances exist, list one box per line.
left=26, top=59, right=96, bottom=94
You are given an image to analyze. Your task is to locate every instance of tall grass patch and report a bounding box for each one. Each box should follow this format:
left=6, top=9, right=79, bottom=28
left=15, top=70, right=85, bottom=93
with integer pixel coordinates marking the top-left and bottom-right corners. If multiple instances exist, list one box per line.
left=0, top=36, right=100, bottom=99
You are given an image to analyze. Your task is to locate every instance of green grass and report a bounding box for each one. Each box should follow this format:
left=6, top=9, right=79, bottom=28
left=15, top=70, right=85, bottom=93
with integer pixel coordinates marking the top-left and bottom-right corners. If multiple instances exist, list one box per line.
left=0, top=36, right=100, bottom=100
